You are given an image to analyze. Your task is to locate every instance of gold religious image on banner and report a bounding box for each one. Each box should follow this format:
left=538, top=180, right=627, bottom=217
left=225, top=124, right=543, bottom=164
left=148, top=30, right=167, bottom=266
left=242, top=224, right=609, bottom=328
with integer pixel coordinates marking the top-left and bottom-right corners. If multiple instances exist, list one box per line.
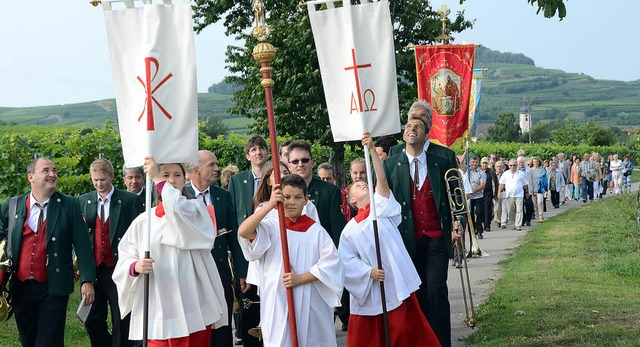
left=431, top=69, right=461, bottom=116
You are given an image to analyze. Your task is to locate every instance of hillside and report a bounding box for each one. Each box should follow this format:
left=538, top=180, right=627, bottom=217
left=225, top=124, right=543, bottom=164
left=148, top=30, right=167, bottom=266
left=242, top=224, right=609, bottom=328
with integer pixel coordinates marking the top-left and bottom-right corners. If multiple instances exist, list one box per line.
left=0, top=93, right=249, bottom=133
left=475, top=47, right=640, bottom=127
left=2, top=47, right=639, bottom=132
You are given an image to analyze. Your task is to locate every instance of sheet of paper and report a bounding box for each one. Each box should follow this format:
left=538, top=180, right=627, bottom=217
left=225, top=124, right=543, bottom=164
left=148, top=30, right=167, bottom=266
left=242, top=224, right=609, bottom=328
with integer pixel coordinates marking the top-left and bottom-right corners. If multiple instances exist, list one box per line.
left=76, top=295, right=92, bottom=323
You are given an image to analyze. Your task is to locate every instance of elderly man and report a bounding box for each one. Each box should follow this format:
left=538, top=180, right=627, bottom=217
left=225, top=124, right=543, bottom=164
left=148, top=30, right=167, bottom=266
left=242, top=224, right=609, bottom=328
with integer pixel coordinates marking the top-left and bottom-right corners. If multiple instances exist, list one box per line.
left=498, top=159, right=529, bottom=231
left=468, top=156, right=486, bottom=238
left=493, top=160, right=508, bottom=228
left=1, top=157, right=96, bottom=347
left=186, top=150, right=247, bottom=347
left=578, top=152, right=596, bottom=202
left=383, top=100, right=459, bottom=347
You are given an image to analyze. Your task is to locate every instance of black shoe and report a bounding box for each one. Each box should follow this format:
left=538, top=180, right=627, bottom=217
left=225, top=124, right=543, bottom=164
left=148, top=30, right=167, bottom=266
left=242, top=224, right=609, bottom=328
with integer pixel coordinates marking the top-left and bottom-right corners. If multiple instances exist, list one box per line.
left=525, top=222, right=531, bottom=226
left=583, top=199, right=587, bottom=203
left=477, top=232, right=483, bottom=239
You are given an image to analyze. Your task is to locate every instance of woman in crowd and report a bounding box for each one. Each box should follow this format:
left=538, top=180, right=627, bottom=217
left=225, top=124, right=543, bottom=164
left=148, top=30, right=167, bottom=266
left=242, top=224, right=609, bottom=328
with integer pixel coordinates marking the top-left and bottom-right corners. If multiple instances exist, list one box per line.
left=610, top=154, right=624, bottom=195
left=623, top=155, right=634, bottom=193
left=571, top=158, right=582, bottom=200
left=527, top=157, right=547, bottom=223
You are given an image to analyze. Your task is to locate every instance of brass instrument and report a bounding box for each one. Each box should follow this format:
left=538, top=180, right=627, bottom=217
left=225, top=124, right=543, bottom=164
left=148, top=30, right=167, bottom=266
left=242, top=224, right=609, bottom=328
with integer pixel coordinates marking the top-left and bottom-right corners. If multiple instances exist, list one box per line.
left=0, top=238, right=14, bottom=321
left=444, top=168, right=478, bottom=328
left=445, top=168, right=484, bottom=258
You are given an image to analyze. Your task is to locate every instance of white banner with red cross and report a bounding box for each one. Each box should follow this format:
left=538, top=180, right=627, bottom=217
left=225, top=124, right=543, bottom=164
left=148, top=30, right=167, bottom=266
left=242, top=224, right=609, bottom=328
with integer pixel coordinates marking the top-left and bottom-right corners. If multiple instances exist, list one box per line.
left=307, top=0, right=400, bottom=142
left=102, top=0, right=199, bottom=167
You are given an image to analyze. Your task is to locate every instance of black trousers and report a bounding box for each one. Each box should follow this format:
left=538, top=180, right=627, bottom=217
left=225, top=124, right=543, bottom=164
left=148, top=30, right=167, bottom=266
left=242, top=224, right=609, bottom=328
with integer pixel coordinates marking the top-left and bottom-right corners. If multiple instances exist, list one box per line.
left=415, top=236, right=451, bottom=347
left=483, top=194, right=494, bottom=230
left=85, top=264, right=133, bottom=347
left=13, top=280, right=69, bottom=347
left=523, top=195, right=533, bottom=224
left=550, top=190, right=560, bottom=207
left=239, top=285, right=261, bottom=347
left=469, top=198, right=485, bottom=233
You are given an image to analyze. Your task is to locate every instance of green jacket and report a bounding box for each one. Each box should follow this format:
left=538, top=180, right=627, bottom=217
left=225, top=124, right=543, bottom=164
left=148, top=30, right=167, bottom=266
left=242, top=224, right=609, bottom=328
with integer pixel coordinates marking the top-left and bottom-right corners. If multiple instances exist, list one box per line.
left=185, top=183, right=247, bottom=284
left=307, top=177, right=346, bottom=246
left=227, top=170, right=256, bottom=227
left=383, top=142, right=457, bottom=258
left=0, top=192, right=96, bottom=296
left=77, top=188, right=143, bottom=262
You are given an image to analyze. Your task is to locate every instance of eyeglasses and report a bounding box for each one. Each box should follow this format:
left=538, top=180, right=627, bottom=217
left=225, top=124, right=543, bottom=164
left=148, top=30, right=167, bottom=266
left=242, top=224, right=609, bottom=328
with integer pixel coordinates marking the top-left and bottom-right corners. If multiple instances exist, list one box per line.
left=509, top=164, right=516, bottom=167
left=289, top=158, right=312, bottom=165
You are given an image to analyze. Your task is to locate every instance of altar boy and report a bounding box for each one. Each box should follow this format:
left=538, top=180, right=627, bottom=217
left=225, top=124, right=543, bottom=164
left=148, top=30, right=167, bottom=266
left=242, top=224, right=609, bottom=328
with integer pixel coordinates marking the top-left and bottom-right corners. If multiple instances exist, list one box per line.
left=238, top=174, right=344, bottom=346
left=338, top=132, right=440, bottom=347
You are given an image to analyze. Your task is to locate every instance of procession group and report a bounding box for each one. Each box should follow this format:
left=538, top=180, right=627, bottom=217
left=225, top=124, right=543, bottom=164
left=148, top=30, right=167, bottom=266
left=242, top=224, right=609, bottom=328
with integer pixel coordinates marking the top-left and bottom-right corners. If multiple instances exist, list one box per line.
left=2, top=99, right=634, bottom=347
left=464, top=150, right=635, bottom=244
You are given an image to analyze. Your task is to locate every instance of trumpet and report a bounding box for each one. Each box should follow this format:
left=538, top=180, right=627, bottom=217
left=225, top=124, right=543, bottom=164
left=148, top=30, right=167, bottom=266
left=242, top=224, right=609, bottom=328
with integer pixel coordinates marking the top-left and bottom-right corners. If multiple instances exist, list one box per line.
left=444, top=168, right=478, bottom=328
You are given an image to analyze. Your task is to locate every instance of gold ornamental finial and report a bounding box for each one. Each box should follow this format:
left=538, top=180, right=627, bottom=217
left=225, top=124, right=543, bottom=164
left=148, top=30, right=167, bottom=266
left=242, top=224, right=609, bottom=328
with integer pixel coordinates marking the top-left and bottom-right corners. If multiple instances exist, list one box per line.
left=251, top=0, right=272, bottom=42
left=436, top=4, right=452, bottom=43
left=90, top=0, right=101, bottom=7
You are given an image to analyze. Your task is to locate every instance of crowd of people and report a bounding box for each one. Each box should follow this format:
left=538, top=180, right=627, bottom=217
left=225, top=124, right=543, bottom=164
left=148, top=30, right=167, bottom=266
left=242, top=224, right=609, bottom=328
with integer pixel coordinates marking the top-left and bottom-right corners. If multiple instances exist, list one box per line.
left=0, top=99, right=635, bottom=347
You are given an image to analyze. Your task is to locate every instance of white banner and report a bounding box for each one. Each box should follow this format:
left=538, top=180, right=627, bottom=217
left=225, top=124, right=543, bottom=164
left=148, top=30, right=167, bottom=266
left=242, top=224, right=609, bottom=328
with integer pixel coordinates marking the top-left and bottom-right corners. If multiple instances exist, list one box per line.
left=103, top=0, right=198, bottom=167
left=307, top=0, right=400, bottom=142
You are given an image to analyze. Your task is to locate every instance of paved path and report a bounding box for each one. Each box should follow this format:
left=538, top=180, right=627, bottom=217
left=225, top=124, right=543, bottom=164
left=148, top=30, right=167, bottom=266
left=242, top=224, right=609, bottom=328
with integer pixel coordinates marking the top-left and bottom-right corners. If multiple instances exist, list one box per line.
left=334, top=183, right=638, bottom=347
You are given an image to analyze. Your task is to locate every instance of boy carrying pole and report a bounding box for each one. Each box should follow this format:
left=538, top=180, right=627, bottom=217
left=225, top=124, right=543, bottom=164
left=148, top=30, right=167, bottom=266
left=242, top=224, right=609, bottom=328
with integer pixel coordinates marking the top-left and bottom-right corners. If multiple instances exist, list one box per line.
left=238, top=174, right=344, bottom=346
left=338, top=132, right=441, bottom=347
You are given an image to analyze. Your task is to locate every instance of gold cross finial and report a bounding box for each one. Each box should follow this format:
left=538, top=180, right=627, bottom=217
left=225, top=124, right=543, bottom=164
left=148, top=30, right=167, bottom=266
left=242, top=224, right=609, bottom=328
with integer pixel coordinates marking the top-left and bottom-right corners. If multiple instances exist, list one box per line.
left=436, top=4, right=452, bottom=43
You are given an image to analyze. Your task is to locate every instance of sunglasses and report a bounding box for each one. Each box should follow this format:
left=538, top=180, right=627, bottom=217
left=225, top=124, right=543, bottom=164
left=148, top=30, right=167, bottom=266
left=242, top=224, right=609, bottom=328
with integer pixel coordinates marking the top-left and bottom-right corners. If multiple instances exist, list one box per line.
left=289, top=158, right=312, bottom=165
left=509, top=164, right=516, bottom=167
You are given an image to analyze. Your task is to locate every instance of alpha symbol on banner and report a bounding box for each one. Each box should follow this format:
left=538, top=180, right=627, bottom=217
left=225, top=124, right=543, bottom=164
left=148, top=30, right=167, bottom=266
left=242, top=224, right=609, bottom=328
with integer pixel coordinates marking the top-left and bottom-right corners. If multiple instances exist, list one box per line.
left=344, top=48, right=377, bottom=114
left=137, top=57, right=174, bottom=131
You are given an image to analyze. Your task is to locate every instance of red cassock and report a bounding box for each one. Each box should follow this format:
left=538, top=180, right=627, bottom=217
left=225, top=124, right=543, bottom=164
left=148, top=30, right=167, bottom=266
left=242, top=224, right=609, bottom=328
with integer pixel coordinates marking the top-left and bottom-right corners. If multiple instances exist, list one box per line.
left=347, top=293, right=441, bottom=347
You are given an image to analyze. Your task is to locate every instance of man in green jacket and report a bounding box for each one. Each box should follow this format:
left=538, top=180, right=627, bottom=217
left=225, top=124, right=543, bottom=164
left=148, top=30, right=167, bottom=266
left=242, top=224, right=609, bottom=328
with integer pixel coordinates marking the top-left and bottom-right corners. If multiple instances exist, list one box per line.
left=0, top=157, right=96, bottom=347
left=383, top=101, right=459, bottom=347
left=78, top=158, right=143, bottom=347
left=227, top=135, right=268, bottom=347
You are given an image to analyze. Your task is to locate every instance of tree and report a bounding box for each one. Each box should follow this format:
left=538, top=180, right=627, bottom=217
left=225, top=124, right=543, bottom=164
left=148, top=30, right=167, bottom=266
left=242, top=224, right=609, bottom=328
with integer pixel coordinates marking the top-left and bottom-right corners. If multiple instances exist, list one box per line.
left=527, top=0, right=567, bottom=20
left=550, top=116, right=582, bottom=146
left=200, top=115, right=230, bottom=139
left=583, top=120, right=615, bottom=147
left=192, top=0, right=472, bottom=186
left=486, top=112, right=521, bottom=142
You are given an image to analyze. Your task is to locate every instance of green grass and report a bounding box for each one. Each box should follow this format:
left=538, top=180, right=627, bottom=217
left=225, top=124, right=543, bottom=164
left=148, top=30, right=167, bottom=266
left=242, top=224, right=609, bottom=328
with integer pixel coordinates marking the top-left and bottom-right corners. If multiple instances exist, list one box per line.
left=1, top=284, right=91, bottom=346
left=466, top=194, right=640, bottom=346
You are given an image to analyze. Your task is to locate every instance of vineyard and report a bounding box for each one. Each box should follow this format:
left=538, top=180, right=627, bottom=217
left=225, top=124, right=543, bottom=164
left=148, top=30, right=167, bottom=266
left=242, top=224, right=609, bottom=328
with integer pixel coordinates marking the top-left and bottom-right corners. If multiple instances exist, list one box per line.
left=2, top=121, right=638, bottom=201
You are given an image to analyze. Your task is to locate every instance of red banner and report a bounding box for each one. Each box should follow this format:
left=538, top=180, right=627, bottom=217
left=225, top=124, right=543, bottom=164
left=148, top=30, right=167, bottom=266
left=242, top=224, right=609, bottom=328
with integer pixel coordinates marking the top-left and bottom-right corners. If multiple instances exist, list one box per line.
left=414, top=44, right=475, bottom=149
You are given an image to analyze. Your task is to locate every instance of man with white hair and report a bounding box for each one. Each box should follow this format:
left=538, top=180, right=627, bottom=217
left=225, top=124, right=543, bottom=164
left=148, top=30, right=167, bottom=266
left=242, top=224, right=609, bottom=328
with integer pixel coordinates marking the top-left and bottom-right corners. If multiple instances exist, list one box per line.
left=498, top=159, right=529, bottom=231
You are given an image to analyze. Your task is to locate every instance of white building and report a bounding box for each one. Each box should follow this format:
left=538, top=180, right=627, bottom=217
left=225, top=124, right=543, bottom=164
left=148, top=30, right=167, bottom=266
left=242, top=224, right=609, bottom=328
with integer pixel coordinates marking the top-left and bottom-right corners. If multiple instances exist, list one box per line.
left=519, top=104, right=531, bottom=133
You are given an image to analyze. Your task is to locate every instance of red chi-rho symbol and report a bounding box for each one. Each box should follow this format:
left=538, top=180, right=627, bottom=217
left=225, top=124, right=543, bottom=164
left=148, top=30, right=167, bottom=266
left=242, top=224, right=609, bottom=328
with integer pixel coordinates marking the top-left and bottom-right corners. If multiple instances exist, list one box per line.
left=344, top=48, right=377, bottom=114
left=137, top=57, right=173, bottom=131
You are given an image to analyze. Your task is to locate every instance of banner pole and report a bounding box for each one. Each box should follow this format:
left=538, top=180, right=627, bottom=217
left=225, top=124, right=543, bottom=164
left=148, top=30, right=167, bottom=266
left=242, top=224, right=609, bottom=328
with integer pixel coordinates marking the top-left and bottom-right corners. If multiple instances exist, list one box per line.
left=142, top=173, right=152, bottom=347
left=251, top=1, right=298, bottom=346
left=363, top=146, right=391, bottom=347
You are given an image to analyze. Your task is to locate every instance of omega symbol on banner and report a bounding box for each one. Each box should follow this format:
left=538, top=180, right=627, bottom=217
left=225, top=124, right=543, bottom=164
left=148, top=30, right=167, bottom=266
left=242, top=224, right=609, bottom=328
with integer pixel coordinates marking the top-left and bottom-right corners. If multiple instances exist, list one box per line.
left=137, top=57, right=174, bottom=131
left=344, top=48, right=377, bottom=114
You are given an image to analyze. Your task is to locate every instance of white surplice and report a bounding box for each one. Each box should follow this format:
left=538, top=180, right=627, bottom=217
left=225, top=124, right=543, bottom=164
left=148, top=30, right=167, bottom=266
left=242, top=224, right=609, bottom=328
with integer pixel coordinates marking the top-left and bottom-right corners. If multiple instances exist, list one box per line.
left=113, top=183, right=228, bottom=340
left=338, top=191, right=421, bottom=316
left=239, top=214, right=344, bottom=347
left=244, top=201, right=320, bottom=287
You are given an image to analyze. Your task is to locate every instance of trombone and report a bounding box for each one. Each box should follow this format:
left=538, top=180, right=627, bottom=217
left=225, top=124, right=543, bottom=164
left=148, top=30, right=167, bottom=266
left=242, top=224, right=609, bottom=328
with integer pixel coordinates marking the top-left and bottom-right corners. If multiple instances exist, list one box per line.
left=444, top=168, right=478, bottom=328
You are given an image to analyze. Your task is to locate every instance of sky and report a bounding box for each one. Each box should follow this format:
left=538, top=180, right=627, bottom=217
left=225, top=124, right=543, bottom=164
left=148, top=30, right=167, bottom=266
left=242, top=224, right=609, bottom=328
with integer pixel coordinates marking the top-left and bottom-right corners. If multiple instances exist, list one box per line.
left=0, top=0, right=638, bottom=108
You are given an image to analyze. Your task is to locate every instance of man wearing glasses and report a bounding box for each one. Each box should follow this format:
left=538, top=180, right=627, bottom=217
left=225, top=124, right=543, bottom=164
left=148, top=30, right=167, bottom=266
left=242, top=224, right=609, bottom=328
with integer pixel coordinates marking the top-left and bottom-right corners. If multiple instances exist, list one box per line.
left=497, top=159, right=529, bottom=231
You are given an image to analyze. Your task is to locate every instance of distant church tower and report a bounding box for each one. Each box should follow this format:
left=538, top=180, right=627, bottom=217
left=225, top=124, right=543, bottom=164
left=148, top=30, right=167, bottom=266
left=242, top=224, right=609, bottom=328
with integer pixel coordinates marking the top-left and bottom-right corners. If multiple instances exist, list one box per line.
left=519, top=104, right=531, bottom=133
